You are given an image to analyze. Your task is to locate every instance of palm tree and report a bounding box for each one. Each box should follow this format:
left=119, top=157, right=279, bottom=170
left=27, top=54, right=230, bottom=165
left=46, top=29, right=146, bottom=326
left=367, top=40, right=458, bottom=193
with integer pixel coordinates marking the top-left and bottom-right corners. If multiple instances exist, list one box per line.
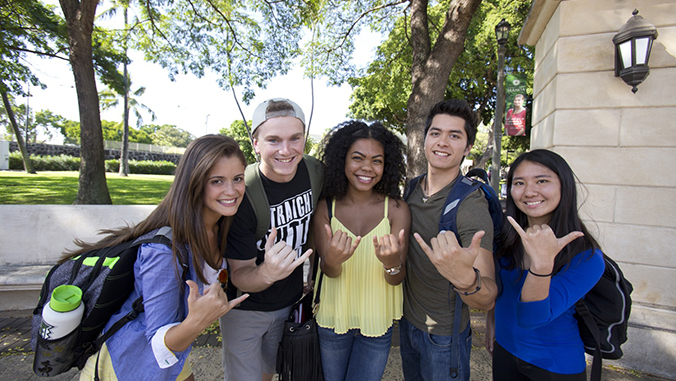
left=99, top=83, right=156, bottom=175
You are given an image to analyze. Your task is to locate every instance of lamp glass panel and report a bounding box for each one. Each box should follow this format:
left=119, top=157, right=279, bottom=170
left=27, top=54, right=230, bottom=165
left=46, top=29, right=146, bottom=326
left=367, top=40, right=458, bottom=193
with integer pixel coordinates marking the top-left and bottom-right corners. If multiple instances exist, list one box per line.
left=619, top=40, right=633, bottom=69
left=635, top=37, right=649, bottom=65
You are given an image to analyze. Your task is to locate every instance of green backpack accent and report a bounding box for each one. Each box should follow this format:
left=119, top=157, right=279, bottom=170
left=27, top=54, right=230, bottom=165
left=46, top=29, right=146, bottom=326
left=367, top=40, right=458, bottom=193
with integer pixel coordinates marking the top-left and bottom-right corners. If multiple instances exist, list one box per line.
left=245, top=154, right=324, bottom=241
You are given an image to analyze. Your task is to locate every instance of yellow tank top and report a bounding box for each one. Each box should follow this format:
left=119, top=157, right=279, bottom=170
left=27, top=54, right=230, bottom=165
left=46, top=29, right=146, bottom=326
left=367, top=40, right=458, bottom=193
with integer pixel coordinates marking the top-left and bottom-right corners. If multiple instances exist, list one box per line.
left=316, top=197, right=403, bottom=337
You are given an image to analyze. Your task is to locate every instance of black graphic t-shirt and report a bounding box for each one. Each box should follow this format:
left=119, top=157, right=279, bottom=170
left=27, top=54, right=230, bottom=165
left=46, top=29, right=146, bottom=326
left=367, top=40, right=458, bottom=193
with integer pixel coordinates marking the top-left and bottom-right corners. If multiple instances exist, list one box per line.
left=225, top=160, right=313, bottom=311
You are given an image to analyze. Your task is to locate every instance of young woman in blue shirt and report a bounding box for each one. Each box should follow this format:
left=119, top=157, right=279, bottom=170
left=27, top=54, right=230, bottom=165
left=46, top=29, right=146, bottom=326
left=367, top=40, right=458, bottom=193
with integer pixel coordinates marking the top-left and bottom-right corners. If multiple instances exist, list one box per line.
left=486, top=149, right=605, bottom=380
left=75, top=135, right=249, bottom=380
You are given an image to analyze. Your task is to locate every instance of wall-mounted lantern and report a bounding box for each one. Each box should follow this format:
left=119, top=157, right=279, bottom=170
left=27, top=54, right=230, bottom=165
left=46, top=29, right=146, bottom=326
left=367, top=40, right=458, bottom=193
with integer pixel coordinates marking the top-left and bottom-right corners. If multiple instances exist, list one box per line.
left=612, top=9, right=658, bottom=93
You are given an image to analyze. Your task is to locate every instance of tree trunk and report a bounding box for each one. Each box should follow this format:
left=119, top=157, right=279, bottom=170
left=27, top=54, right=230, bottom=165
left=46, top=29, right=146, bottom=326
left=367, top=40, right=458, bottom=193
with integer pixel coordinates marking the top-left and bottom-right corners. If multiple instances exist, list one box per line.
left=119, top=6, right=130, bottom=177
left=405, top=0, right=482, bottom=178
left=1, top=89, right=36, bottom=174
left=60, top=0, right=112, bottom=204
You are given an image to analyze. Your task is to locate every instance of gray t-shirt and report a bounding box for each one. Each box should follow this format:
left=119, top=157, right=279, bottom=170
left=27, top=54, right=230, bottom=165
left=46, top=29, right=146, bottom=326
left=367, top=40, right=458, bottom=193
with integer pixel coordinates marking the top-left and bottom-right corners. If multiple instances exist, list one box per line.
left=402, top=175, right=493, bottom=335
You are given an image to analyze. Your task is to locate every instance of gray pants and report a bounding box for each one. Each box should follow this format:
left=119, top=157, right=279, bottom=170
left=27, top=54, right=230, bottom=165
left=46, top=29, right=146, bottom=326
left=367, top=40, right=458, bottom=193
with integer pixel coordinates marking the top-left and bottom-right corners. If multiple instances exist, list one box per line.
left=219, top=306, right=291, bottom=381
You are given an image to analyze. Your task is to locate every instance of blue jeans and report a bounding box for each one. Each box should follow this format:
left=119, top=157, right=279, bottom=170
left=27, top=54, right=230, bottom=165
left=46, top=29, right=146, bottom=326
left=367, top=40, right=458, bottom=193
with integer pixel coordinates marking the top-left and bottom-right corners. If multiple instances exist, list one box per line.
left=399, top=317, right=472, bottom=381
left=317, top=325, right=393, bottom=381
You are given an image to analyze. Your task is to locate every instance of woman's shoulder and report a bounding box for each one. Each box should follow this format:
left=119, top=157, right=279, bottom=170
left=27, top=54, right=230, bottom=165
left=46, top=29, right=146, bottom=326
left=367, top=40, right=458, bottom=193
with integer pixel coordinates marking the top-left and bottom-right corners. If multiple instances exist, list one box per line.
left=572, top=248, right=605, bottom=274
left=387, top=196, right=410, bottom=217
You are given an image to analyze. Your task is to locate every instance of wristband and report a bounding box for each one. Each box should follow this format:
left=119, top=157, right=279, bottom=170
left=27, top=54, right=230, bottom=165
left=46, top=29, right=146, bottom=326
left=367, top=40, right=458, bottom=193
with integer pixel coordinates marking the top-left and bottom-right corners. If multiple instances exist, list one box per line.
left=384, top=263, right=402, bottom=276
left=528, top=268, right=554, bottom=277
left=452, top=267, right=482, bottom=296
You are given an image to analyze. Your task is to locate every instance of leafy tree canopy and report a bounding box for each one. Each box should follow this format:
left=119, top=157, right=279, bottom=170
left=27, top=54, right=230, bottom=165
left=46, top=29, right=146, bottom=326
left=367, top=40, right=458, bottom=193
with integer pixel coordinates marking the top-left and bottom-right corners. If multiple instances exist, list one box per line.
left=130, top=0, right=307, bottom=104
left=149, top=124, right=194, bottom=148
left=220, top=119, right=256, bottom=164
left=347, top=0, right=533, bottom=132
left=0, top=0, right=66, bottom=94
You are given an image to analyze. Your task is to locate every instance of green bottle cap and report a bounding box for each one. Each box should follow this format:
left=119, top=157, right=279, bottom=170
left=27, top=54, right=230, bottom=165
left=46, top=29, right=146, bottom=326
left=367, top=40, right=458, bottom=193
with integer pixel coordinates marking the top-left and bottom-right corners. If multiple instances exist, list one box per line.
left=50, top=285, right=83, bottom=312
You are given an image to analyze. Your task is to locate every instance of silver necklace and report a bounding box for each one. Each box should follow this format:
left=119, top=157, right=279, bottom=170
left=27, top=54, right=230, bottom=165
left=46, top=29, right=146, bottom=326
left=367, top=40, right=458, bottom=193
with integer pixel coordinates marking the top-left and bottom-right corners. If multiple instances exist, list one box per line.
left=421, top=175, right=429, bottom=203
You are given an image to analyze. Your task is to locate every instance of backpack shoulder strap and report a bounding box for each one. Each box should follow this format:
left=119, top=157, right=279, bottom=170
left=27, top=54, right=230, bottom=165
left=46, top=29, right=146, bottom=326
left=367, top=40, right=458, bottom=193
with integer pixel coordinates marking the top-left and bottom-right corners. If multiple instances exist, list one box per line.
left=246, top=156, right=324, bottom=242
left=404, top=174, right=425, bottom=201
left=440, top=175, right=483, bottom=241
left=245, top=162, right=269, bottom=242
left=304, top=154, right=324, bottom=213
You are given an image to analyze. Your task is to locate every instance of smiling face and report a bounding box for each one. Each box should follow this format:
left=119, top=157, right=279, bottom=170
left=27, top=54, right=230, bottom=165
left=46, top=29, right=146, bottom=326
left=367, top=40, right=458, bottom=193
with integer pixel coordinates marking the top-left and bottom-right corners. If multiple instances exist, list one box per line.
left=510, top=160, right=562, bottom=227
left=344, top=138, right=385, bottom=194
left=202, top=155, right=246, bottom=227
left=253, top=116, right=305, bottom=183
left=513, top=94, right=524, bottom=108
left=424, top=114, right=471, bottom=174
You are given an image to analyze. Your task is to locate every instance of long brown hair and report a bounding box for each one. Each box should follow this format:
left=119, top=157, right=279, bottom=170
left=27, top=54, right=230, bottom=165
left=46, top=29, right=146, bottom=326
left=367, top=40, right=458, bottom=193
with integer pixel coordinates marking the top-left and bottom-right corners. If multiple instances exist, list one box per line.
left=61, top=134, right=247, bottom=284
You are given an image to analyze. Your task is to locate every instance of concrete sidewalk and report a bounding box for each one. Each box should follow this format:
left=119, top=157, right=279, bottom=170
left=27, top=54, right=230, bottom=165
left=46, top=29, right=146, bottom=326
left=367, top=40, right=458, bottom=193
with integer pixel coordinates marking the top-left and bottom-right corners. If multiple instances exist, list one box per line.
left=1, top=310, right=669, bottom=380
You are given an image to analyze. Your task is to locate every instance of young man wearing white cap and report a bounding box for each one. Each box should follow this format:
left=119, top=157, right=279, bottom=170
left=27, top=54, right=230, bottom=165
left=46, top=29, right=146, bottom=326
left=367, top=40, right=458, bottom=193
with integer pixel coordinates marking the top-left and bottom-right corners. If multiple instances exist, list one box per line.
left=219, top=98, right=322, bottom=381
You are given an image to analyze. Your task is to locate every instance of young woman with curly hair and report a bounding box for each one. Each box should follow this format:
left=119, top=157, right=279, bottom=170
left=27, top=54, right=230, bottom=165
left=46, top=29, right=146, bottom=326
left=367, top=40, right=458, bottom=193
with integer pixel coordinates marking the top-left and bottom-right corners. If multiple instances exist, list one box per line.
left=312, top=120, right=410, bottom=381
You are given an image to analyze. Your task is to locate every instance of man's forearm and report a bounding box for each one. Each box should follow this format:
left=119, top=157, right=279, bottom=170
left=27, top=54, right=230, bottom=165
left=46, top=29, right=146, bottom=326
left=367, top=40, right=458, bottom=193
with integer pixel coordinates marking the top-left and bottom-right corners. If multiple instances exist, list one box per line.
left=230, top=264, right=276, bottom=293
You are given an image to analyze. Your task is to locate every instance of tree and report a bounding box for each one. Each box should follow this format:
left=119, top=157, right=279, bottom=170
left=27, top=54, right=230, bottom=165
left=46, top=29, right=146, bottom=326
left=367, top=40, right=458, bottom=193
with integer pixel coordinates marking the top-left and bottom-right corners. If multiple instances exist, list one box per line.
left=344, top=0, right=533, bottom=174
left=220, top=120, right=256, bottom=164
left=99, top=0, right=136, bottom=176
left=0, top=0, right=65, bottom=173
left=132, top=0, right=305, bottom=104
left=59, top=0, right=113, bottom=203
left=1, top=90, right=35, bottom=173
left=150, top=124, right=194, bottom=148
left=296, top=0, right=480, bottom=177
left=99, top=82, right=156, bottom=174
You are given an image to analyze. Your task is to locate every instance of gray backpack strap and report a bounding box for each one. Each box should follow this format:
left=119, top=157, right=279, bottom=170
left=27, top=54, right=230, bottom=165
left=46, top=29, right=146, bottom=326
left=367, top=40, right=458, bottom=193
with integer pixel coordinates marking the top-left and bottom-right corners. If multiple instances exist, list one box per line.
left=245, top=162, right=270, bottom=242
left=245, top=156, right=323, bottom=242
left=303, top=154, right=324, bottom=213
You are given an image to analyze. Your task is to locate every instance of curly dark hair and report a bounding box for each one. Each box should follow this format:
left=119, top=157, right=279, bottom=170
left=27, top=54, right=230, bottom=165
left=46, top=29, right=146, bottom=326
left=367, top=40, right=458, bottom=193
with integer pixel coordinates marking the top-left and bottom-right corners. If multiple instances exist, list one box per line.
left=318, top=120, right=406, bottom=200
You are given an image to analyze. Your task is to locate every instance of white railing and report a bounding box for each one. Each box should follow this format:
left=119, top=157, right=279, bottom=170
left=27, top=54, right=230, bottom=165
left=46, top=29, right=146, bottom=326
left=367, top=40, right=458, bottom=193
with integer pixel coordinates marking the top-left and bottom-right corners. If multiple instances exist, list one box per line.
left=104, top=140, right=185, bottom=155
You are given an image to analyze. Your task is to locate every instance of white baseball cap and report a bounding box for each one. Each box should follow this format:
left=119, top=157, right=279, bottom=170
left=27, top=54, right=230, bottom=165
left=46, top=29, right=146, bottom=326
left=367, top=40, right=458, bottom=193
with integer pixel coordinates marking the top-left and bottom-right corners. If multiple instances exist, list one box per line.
left=251, top=98, right=306, bottom=136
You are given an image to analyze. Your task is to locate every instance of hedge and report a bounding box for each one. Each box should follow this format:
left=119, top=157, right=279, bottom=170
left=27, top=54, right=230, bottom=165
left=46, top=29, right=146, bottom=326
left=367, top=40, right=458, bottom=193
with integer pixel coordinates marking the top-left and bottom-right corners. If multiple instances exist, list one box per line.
left=9, top=152, right=176, bottom=175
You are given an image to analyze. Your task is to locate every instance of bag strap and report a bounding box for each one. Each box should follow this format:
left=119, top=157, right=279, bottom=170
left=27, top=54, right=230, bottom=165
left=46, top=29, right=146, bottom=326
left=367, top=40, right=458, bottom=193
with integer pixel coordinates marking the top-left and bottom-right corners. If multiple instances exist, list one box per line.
left=450, top=291, right=463, bottom=378
left=403, top=174, right=424, bottom=201
left=246, top=155, right=323, bottom=242
left=576, top=299, right=602, bottom=381
left=89, top=228, right=181, bottom=355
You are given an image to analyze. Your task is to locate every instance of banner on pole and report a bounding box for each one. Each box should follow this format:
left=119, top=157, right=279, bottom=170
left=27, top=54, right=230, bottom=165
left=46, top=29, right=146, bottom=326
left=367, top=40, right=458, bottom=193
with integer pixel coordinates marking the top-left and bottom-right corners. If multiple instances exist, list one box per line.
left=504, top=73, right=528, bottom=136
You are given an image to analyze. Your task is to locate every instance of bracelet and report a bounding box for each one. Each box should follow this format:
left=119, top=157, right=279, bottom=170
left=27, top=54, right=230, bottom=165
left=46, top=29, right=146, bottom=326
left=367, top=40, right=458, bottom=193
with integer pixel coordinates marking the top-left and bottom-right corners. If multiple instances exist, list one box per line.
left=452, top=267, right=482, bottom=296
left=384, top=263, right=402, bottom=276
left=528, top=268, right=554, bottom=277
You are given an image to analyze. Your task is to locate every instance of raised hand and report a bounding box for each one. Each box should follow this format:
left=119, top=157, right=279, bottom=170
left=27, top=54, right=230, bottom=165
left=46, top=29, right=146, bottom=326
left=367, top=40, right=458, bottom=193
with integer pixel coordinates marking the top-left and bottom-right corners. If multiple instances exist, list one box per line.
left=260, top=226, right=313, bottom=284
left=414, top=230, right=485, bottom=289
left=185, top=280, right=249, bottom=329
left=373, top=228, right=405, bottom=268
left=323, top=224, right=361, bottom=269
left=507, top=216, right=583, bottom=275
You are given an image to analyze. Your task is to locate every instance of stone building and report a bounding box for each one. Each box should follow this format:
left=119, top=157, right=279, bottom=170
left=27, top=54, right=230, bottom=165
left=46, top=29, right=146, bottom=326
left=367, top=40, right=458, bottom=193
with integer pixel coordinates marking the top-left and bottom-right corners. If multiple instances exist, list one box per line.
left=519, top=0, right=675, bottom=377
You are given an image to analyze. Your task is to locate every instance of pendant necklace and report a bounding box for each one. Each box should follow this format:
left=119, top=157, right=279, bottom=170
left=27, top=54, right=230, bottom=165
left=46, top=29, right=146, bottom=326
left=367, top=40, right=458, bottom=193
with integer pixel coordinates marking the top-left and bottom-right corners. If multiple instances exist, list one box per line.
left=421, top=175, right=429, bottom=203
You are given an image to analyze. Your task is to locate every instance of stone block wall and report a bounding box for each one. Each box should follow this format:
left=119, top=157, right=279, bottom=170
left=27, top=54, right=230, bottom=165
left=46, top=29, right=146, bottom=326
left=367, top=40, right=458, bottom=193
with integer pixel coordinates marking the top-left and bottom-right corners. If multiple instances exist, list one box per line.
left=519, top=0, right=676, bottom=377
left=8, top=141, right=183, bottom=164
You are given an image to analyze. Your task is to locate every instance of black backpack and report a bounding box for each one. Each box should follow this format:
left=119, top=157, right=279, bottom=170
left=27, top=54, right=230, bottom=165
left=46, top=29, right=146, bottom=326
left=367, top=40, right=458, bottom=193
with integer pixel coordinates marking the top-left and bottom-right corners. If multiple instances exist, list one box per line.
left=31, top=226, right=187, bottom=377
left=575, top=253, right=633, bottom=381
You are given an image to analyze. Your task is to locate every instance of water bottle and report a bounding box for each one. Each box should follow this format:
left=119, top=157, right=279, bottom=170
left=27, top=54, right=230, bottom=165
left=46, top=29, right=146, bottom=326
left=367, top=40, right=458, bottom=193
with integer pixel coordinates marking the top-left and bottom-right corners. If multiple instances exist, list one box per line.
left=39, top=285, right=84, bottom=340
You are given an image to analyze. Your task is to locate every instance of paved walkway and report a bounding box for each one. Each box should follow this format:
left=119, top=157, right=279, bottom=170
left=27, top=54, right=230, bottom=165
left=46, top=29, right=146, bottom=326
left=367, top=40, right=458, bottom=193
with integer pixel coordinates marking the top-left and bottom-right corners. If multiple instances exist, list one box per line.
left=1, top=309, right=669, bottom=380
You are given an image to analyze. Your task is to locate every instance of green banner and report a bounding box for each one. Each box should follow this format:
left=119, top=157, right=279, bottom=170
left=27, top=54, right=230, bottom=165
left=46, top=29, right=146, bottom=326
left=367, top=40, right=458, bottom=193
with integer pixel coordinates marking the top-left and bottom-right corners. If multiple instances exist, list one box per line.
left=504, top=74, right=528, bottom=136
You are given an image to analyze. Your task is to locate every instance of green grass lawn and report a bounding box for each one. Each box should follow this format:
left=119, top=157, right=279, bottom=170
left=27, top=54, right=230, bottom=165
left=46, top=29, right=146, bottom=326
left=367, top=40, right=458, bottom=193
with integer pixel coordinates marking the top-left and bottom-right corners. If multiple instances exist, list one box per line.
left=0, top=171, right=173, bottom=204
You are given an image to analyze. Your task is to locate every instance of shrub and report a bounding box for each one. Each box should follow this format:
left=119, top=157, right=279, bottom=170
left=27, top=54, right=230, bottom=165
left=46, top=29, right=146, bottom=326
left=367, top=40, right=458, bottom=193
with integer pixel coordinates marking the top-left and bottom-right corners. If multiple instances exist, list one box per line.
left=9, top=152, right=176, bottom=175
left=9, top=152, right=80, bottom=171
left=106, top=159, right=176, bottom=175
